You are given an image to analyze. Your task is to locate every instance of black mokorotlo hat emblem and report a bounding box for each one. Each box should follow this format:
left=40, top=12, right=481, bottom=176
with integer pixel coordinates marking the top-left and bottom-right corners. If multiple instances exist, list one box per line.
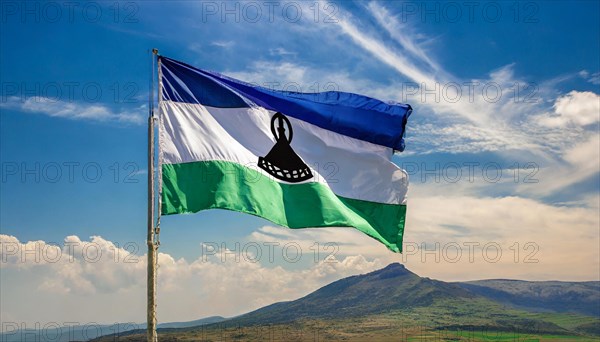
left=258, top=112, right=313, bottom=183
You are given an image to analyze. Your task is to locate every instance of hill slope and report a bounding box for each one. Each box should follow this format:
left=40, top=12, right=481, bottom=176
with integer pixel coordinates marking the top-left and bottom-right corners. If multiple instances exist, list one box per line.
left=156, top=315, right=227, bottom=329
left=456, top=279, right=600, bottom=316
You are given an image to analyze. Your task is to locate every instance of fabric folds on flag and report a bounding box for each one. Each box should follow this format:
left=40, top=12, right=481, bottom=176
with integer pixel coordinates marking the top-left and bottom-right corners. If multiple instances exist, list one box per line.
left=158, top=56, right=412, bottom=252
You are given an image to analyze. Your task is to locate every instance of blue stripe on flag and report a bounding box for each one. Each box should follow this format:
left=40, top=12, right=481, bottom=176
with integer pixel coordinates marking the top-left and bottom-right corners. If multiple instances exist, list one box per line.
left=160, top=56, right=412, bottom=151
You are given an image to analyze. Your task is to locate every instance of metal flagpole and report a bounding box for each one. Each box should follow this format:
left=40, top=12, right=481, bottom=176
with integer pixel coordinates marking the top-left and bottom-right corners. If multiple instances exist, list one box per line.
left=147, top=48, right=159, bottom=342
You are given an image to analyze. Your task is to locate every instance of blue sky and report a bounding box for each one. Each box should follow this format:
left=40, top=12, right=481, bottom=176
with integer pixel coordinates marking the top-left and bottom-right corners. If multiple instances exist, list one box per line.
left=1, top=0, right=599, bottom=327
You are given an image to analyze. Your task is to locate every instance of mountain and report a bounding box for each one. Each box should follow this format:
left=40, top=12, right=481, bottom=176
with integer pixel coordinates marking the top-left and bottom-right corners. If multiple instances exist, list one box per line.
left=86, top=263, right=600, bottom=341
left=230, top=263, right=479, bottom=325
left=456, top=279, right=600, bottom=316
left=215, top=263, right=597, bottom=336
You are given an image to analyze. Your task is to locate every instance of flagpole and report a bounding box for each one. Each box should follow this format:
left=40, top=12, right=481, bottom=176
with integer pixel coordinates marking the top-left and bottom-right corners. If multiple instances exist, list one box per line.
left=147, top=48, right=159, bottom=342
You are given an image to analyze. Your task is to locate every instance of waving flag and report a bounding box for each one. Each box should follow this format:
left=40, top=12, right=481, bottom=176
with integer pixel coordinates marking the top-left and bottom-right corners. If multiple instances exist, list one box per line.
left=158, top=56, right=412, bottom=252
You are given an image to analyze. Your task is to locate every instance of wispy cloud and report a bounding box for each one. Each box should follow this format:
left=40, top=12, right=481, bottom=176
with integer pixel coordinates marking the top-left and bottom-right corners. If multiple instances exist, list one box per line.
left=590, top=72, right=600, bottom=85
left=210, top=40, right=235, bottom=48
left=579, top=70, right=600, bottom=85
left=335, top=11, right=435, bottom=87
left=366, top=3, right=441, bottom=73
left=269, top=47, right=297, bottom=57
left=0, top=96, right=145, bottom=125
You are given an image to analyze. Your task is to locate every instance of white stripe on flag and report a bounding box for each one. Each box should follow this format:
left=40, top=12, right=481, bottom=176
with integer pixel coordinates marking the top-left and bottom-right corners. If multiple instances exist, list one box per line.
left=159, top=100, right=408, bottom=205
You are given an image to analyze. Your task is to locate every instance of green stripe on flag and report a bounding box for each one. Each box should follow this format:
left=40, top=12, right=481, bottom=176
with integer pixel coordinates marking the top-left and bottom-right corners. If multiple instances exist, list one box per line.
left=161, top=160, right=406, bottom=252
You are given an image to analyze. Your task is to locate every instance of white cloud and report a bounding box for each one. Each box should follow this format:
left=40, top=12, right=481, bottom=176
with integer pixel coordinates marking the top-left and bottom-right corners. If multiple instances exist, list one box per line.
left=556, top=133, right=600, bottom=188
left=0, top=234, right=384, bottom=325
left=0, top=235, right=145, bottom=294
left=405, top=191, right=600, bottom=281
left=0, top=96, right=144, bottom=125
left=539, top=91, right=600, bottom=127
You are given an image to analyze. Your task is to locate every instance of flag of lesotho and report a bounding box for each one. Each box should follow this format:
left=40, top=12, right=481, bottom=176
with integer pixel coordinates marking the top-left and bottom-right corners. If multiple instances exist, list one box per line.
left=158, top=56, right=412, bottom=252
